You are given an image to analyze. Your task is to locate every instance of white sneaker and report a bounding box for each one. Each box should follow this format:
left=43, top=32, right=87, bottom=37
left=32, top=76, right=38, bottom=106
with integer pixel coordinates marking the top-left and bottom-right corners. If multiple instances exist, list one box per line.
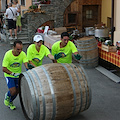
left=9, top=37, right=13, bottom=40
left=15, top=36, right=17, bottom=40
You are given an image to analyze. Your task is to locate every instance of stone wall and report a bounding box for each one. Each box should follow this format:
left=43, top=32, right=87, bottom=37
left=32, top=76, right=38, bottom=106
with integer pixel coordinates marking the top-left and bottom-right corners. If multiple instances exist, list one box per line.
left=22, top=0, right=73, bottom=41
left=23, top=12, right=52, bottom=41
left=41, top=0, right=73, bottom=27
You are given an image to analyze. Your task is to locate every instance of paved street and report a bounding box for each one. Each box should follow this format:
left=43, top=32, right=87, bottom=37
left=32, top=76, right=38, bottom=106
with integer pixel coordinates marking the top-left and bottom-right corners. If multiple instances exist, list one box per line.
left=0, top=41, right=120, bottom=120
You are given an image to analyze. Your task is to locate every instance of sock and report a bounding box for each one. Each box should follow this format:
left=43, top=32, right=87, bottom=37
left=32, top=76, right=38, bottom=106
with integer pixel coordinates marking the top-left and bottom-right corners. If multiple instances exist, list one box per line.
left=7, top=91, right=11, bottom=97
left=10, top=94, right=17, bottom=102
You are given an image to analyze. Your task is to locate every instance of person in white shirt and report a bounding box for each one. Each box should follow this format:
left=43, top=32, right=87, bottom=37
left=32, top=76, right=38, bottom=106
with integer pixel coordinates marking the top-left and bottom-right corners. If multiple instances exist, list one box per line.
left=5, top=2, right=17, bottom=40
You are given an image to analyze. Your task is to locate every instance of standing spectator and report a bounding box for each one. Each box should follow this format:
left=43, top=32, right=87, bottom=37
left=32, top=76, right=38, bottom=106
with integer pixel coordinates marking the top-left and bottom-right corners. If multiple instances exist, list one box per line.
left=27, top=35, right=64, bottom=69
left=52, top=32, right=82, bottom=63
left=2, top=40, right=28, bottom=110
left=0, top=13, right=3, bottom=31
left=13, top=0, right=22, bottom=33
left=5, top=2, right=17, bottom=40
left=0, top=13, right=3, bottom=41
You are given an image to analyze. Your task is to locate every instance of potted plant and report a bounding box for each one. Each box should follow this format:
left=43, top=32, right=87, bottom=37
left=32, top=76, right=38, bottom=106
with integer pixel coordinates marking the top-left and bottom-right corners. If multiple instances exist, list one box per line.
left=29, top=4, right=38, bottom=9
left=29, top=4, right=39, bottom=12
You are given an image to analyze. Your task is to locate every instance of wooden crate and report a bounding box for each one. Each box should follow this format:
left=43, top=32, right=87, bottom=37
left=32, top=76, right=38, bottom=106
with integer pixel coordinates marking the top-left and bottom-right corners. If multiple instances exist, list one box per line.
left=102, top=42, right=116, bottom=52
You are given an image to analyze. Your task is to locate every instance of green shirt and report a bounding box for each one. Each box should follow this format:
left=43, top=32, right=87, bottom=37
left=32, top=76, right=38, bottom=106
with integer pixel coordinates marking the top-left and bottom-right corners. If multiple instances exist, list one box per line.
left=52, top=41, right=78, bottom=63
left=2, top=50, right=28, bottom=78
left=27, top=44, right=50, bottom=66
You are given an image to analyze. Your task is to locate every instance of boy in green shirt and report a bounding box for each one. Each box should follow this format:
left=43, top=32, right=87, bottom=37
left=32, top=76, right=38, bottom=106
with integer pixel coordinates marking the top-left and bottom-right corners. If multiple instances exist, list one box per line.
left=2, top=40, right=28, bottom=110
left=52, top=32, right=82, bottom=63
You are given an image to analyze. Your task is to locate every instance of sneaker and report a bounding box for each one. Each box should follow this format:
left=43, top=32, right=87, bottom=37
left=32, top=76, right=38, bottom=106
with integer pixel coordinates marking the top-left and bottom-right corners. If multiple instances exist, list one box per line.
left=4, top=93, right=10, bottom=106
left=9, top=36, right=13, bottom=40
left=15, top=36, right=17, bottom=40
left=9, top=102, right=16, bottom=110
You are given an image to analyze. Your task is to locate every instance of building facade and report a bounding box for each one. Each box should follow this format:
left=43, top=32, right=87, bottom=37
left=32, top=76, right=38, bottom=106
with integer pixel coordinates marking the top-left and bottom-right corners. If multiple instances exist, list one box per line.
left=0, top=0, right=119, bottom=46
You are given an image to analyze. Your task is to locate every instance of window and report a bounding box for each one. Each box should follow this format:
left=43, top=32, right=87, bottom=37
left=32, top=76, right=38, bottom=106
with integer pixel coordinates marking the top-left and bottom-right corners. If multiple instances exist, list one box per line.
left=86, top=10, right=93, bottom=19
left=68, top=13, right=76, bottom=24
left=20, top=0, right=25, bottom=6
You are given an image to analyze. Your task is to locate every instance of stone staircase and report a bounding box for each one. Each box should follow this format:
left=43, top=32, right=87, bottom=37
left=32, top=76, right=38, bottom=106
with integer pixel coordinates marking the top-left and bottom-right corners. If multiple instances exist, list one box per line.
left=2, top=11, right=53, bottom=44
left=9, top=27, right=31, bottom=45
left=3, top=17, right=32, bottom=45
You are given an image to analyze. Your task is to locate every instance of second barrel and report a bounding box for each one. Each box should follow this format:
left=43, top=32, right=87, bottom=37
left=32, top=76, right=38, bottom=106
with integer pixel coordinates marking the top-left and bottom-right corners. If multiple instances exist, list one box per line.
left=76, top=36, right=98, bottom=68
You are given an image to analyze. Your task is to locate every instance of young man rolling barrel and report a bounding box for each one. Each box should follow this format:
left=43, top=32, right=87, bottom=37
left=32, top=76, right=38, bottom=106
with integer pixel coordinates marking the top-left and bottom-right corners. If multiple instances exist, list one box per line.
left=2, top=40, right=28, bottom=110
left=26, top=34, right=65, bottom=69
left=51, top=32, right=82, bottom=63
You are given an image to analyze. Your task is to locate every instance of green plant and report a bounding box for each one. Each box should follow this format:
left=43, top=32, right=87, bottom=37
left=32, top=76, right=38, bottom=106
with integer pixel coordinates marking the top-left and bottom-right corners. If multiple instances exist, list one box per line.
left=29, top=5, right=38, bottom=9
left=69, top=35, right=73, bottom=41
left=117, top=46, right=120, bottom=50
left=99, top=37, right=105, bottom=42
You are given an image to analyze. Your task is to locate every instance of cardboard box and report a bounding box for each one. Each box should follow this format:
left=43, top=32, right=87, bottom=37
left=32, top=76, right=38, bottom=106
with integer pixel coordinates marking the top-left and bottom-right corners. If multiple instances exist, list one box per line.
left=54, top=27, right=67, bottom=35
left=102, top=42, right=116, bottom=52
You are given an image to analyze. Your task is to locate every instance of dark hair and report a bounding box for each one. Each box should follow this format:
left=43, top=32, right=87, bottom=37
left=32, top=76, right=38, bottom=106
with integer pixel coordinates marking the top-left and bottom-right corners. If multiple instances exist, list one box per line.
left=13, top=40, right=22, bottom=47
left=61, top=32, right=69, bottom=38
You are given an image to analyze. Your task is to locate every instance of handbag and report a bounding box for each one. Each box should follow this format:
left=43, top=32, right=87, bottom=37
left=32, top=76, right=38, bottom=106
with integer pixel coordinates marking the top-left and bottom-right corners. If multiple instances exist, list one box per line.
left=9, top=8, right=17, bottom=21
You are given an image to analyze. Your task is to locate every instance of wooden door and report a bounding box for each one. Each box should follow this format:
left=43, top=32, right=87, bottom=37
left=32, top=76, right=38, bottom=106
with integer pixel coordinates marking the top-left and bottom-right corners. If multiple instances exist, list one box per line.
left=82, top=5, right=99, bottom=31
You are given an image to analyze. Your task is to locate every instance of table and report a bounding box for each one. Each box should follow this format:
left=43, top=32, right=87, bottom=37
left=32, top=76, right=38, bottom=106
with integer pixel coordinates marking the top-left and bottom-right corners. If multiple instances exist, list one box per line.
left=98, top=46, right=120, bottom=67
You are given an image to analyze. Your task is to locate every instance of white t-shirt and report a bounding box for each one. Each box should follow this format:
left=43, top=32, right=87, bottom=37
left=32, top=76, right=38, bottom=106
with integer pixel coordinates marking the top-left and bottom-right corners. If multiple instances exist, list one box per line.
left=6, top=7, right=17, bottom=19
left=15, top=4, right=21, bottom=16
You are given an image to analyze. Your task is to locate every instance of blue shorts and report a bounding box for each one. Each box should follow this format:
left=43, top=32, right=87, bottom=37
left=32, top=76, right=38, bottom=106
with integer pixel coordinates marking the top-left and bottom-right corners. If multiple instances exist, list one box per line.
left=5, top=77, right=19, bottom=89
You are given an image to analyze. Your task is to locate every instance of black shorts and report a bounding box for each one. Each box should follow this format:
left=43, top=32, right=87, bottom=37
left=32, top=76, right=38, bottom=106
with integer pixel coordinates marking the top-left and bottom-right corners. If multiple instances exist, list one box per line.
left=7, top=19, right=16, bottom=29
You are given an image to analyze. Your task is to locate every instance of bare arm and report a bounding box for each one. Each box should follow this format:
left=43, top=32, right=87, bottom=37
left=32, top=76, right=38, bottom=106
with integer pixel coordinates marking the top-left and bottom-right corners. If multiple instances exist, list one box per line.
left=73, top=52, right=79, bottom=55
left=29, top=61, right=36, bottom=67
left=2, top=67, right=12, bottom=75
left=24, top=62, right=29, bottom=70
left=47, top=54, right=54, bottom=60
left=47, top=54, right=57, bottom=63
left=17, top=8, right=20, bottom=13
left=17, top=4, right=21, bottom=13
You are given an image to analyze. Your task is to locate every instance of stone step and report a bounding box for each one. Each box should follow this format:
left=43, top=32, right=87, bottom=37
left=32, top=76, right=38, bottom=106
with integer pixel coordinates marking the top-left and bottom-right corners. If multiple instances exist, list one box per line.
left=17, top=35, right=28, bottom=38
left=21, top=28, right=28, bottom=31
left=17, top=36, right=29, bottom=41
left=10, top=39, right=31, bottom=45
left=17, top=33, right=28, bottom=37
left=6, top=31, right=28, bottom=36
left=22, top=24, right=28, bottom=28
left=9, top=36, right=29, bottom=41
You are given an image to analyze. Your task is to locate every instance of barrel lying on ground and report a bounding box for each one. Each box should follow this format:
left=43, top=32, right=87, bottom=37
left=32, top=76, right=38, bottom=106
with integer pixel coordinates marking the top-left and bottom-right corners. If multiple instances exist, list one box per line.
left=19, top=63, right=91, bottom=120
left=77, top=36, right=98, bottom=68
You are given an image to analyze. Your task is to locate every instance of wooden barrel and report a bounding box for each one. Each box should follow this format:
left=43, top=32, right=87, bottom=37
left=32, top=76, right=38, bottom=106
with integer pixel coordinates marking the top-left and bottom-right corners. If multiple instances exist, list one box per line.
left=76, top=36, right=98, bottom=68
left=19, top=63, right=91, bottom=120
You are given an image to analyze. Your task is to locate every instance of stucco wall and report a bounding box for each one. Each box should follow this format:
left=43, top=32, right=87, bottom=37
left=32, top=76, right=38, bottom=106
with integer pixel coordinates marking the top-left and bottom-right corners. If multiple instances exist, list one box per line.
left=101, top=0, right=111, bottom=25
left=114, top=0, right=120, bottom=45
left=0, top=0, right=1, bottom=11
left=7, top=0, right=32, bottom=10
